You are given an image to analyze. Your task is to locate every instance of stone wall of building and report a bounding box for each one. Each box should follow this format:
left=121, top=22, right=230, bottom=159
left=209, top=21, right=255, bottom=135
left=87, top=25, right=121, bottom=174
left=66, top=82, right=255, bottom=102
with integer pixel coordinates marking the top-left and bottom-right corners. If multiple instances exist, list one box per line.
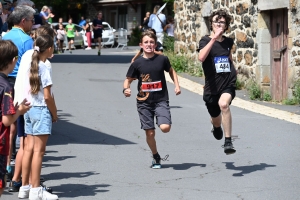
left=289, top=0, right=300, bottom=87
left=174, top=0, right=258, bottom=80
left=174, top=0, right=300, bottom=97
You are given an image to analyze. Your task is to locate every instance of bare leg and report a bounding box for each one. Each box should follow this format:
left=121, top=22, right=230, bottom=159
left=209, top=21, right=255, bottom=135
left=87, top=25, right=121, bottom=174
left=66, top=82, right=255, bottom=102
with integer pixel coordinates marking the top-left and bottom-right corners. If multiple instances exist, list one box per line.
left=11, top=137, right=25, bottom=183
left=31, top=135, right=48, bottom=188
left=159, top=124, right=171, bottom=133
left=98, top=37, right=101, bottom=52
left=22, top=135, right=34, bottom=186
left=218, top=93, right=232, bottom=137
left=7, top=123, right=17, bottom=168
left=145, top=129, right=157, bottom=154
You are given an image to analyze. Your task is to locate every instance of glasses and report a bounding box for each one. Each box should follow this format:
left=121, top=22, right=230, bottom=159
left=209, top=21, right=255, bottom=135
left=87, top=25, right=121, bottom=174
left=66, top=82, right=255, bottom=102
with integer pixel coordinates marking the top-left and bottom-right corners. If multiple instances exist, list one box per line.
left=213, top=21, right=226, bottom=25
left=14, top=56, right=18, bottom=60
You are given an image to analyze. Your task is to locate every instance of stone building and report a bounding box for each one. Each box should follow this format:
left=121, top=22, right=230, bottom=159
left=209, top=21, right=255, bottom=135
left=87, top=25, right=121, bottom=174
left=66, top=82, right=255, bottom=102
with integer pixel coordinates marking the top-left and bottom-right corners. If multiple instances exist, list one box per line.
left=174, top=0, right=300, bottom=101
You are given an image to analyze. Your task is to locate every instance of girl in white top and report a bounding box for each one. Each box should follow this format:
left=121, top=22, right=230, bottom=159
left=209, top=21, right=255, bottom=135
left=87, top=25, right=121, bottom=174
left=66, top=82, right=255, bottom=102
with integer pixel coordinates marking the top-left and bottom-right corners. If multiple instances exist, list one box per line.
left=18, top=35, right=58, bottom=200
left=56, top=24, right=65, bottom=53
left=164, top=16, right=174, bottom=37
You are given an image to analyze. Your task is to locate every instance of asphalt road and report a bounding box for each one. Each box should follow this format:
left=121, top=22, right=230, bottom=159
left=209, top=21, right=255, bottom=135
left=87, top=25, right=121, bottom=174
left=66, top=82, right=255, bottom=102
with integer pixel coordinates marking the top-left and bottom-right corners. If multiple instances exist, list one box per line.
left=3, top=47, right=300, bottom=200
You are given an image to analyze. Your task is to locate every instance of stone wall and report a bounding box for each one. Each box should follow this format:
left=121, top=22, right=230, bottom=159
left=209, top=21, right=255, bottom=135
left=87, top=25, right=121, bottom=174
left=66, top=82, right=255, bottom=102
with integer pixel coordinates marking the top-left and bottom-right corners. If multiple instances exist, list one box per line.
left=174, top=0, right=300, bottom=97
left=174, top=0, right=258, bottom=79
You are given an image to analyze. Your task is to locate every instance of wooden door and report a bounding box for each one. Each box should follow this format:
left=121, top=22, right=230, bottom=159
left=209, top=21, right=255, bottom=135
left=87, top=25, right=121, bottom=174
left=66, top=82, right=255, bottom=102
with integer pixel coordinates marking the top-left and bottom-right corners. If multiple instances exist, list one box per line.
left=270, top=9, right=288, bottom=101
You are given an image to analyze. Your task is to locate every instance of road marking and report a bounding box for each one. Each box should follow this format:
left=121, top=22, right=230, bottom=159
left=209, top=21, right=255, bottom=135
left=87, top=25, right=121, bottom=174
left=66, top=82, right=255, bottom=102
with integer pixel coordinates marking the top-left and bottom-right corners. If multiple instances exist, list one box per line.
left=165, top=74, right=300, bottom=125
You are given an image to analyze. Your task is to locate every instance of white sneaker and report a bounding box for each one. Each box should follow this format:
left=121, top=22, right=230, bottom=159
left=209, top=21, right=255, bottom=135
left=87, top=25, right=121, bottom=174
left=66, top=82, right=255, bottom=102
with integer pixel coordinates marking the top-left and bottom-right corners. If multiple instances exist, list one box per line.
left=85, top=47, right=92, bottom=50
left=18, top=186, right=30, bottom=199
left=29, top=187, right=58, bottom=200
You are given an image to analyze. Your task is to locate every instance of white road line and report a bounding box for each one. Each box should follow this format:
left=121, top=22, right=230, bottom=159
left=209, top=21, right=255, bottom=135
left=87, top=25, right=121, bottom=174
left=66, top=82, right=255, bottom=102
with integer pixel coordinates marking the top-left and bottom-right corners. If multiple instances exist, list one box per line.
left=165, top=74, right=300, bottom=125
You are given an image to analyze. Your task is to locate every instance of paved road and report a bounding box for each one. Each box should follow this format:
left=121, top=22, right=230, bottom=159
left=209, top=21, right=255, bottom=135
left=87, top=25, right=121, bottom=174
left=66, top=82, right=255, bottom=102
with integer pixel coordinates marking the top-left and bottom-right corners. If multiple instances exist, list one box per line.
left=3, top=47, right=300, bottom=200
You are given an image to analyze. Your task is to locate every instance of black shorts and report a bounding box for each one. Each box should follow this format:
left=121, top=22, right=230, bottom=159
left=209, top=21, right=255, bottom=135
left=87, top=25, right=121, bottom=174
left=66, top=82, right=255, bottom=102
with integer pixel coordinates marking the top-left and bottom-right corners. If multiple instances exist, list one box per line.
left=17, top=115, right=26, bottom=137
left=67, top=37, right=74, bottom=42
left=94, top=32, right=102, bottom=39
left=137, top=100, right=172, bottom=130
left=0, top=155, right=7, bottom=189
left=203, top=87, right=236, bottom=118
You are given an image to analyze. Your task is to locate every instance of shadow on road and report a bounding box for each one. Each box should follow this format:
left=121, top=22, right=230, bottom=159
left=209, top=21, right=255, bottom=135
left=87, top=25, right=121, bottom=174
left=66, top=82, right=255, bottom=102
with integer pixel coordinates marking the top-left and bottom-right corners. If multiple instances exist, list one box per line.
left=50, top=54, right=133, bottom=64
left=42, top=171, right=100, bottom=181
left=162, top=163, right=206, bottom=170
left=223, top=162, right=276, bottom=177
left=47, top=111, right=136, bottom=146
left=51, top=183, right=110, bottom=198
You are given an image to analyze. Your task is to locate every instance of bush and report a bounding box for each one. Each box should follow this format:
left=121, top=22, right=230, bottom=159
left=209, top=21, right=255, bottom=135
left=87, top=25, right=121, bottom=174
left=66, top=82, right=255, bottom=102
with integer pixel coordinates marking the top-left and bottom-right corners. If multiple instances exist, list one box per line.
left=247, top=81, right=261, bottom=100
left=263, top=92, right=272, bottom=101
left=235, top=78, right=244, bottom=90
left=128, top=27, right=142, bottom=46
left=164, top=51, right=203, bottom=77
left=163, top=34, right=174, bottom=52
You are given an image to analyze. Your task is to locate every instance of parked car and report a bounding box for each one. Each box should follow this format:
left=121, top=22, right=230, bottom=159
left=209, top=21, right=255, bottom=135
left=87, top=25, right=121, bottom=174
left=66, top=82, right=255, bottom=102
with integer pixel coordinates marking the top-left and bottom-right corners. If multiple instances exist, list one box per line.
left=51, top=22, right=84, bottom=49
left=82, top=22, right=116, bottom=47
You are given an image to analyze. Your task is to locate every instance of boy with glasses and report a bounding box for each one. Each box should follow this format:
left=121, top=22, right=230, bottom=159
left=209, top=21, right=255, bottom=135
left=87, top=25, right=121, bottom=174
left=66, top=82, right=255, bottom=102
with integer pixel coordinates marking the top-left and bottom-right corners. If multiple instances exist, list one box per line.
left=198, top=9, right=237, bottom=155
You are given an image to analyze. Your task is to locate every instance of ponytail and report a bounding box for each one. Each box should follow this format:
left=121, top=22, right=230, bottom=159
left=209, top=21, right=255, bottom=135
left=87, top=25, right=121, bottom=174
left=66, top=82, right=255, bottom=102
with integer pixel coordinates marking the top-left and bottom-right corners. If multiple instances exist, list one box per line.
left=29, top=35, right=53, bottom=95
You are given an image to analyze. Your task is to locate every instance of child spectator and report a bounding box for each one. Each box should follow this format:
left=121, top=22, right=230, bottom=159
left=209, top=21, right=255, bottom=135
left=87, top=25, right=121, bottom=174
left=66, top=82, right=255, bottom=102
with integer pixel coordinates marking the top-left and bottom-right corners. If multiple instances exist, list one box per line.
left=56, top=24, right=65, bottom=53
left=0, top=40, right=30, bottom=196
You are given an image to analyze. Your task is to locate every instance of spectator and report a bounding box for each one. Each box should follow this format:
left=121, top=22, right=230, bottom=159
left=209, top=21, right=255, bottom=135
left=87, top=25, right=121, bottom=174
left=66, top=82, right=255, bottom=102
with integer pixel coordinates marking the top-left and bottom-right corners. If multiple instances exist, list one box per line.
left=84, top=18, right=92, bottom=50
left=148, top=5, right=166, bottom=44
left=56, top=24, right=65, bottom=53
left=0, top=40, right=30, bottom=197
left=140, top=11, right=150, bottom=32
left=47, top=6, right=54, bottom=24
left=2, top=4, right=35, bottom=183
left=40, top=5, right=54, bottom=24
left=79, top=16, right=86, bottom=27
left=1, top=4, right=9, bottom=33
left=0, top=2, right=3, bottom=38
left=164, top=16, right=174, bottom=37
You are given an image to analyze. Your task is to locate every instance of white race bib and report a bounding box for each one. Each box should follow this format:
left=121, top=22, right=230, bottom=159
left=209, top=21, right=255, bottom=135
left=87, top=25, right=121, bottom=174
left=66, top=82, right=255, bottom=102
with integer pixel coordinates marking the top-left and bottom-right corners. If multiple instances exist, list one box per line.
left=214, top=56, right=231, bottom=73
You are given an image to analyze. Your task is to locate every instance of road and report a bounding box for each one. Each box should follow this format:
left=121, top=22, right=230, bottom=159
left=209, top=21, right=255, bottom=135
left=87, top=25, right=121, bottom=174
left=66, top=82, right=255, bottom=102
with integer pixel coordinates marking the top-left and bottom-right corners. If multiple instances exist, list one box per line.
left=3, top=47, right=300, bottom=200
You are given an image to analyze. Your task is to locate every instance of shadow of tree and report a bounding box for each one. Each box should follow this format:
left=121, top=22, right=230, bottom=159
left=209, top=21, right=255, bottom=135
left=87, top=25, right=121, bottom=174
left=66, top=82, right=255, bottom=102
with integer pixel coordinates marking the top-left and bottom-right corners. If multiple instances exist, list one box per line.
left=223, top=162, right=276, bottom=177
left=51, top=183, right=110, bottom=198
left=162, top=163, right=206, bottom=170
left=47, top=111, right=136, bottom=146
left=42, top=171, right=100, bottom=181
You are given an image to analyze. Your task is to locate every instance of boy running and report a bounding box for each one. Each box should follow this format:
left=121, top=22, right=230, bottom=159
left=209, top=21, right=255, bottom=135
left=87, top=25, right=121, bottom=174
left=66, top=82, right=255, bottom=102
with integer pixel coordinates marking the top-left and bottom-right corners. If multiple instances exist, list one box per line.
left=123, top=31, right=181, bottom=169
left=65, top=18, right=78, bottom=54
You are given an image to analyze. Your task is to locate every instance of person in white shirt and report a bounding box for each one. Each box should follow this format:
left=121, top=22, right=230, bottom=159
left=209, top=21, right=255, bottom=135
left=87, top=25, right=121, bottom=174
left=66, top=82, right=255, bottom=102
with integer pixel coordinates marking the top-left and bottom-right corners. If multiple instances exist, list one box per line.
left=164, top=16, right=174, bottom=37
left=148, top=5, right=166, bottom=44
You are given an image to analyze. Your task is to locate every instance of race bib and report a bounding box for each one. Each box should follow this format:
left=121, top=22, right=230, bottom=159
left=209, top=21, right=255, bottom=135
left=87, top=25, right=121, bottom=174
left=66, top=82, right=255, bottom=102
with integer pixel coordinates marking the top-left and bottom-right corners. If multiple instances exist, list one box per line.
left=141, top=81, right=162, bottom=92
left=214, top=56, right=231, bottom=73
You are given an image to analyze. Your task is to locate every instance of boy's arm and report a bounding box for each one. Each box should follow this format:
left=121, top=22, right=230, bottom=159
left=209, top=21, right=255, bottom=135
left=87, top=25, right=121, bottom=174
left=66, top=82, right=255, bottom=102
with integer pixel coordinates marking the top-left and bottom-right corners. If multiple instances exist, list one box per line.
left=2, top=99, right=31, bottom=127
left=168, top=67, right=181, bottom=95
left=123, top=77, right=136, bottom=97
left=131, top=51, right=142, bottom=63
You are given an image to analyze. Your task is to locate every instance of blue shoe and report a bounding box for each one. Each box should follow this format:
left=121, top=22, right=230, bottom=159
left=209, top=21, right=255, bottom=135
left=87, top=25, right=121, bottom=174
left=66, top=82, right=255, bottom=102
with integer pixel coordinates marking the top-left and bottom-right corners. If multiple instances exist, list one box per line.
left=8, top=181, right=22, bottom=192
left=151, top=159, right=161, bottom=169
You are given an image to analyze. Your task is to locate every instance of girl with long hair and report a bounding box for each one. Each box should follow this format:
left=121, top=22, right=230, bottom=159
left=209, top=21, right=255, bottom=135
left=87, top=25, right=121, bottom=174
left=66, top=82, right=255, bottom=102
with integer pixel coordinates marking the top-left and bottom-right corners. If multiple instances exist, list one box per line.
left=18, top=35, right=58, bottom=200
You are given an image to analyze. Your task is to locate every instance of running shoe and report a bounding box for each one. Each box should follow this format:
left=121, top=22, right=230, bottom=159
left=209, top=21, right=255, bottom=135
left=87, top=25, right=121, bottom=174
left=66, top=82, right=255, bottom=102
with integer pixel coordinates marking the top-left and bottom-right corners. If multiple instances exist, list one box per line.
left=98, top=51, right=101, bottom=56
left=223, top=140, right=236, bottom=155
left=211, top=126, right=223, bottom=140
left=40, top=182, right=53, bottom=193
left=18, top=186, right=30, bottom=199
left=151, top=154, right=169, bottom=169
left=70, top=50, right=72, bottom=54
left=29, top=187, right=58, bottom=200
left=8, top=180, right=22, bottom=192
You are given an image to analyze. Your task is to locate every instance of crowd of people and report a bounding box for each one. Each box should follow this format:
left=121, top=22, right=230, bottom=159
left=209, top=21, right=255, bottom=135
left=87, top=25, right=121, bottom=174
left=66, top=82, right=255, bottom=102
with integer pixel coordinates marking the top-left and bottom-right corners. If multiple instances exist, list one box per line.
left=0, top=0, right=237, bottom=198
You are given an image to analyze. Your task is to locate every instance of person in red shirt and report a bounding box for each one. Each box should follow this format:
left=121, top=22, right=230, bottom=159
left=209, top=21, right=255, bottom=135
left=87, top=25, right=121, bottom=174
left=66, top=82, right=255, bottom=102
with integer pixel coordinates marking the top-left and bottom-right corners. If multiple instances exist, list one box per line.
left=0, top=40, right=30, bottom=196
